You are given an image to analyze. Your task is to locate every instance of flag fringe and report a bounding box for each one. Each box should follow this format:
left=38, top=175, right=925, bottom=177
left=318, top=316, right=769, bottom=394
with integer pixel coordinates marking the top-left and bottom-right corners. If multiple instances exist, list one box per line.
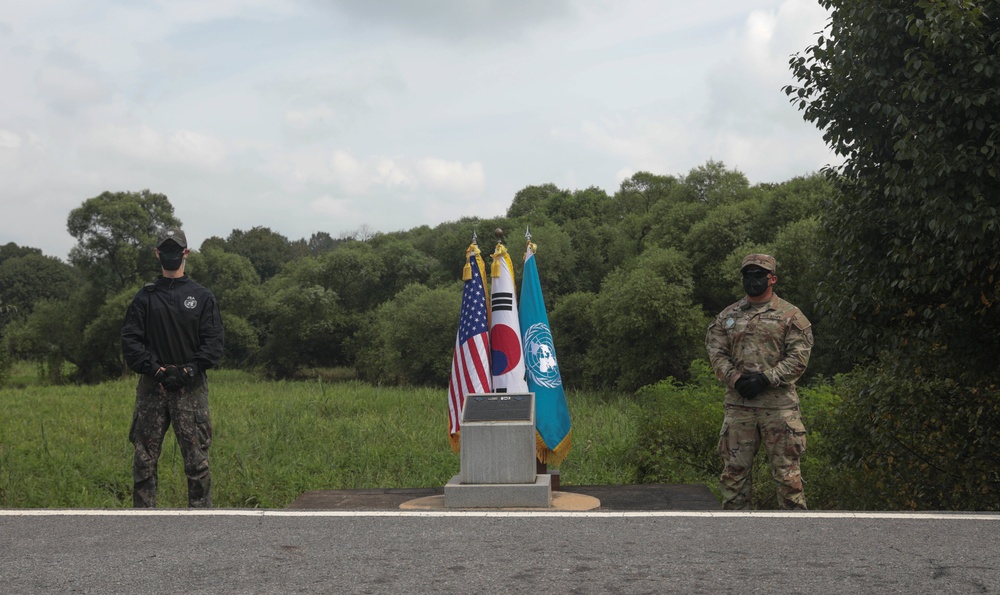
left=450, top=431, right=461, bottom=454
left=535, top=430, right=572, bottom=467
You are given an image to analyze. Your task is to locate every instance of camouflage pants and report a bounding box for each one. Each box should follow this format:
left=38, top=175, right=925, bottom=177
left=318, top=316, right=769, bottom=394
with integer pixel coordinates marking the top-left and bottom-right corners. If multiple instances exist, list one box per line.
left=718, top=405, right=807, bottom=510
left=129, top=374, right=212, bottom=508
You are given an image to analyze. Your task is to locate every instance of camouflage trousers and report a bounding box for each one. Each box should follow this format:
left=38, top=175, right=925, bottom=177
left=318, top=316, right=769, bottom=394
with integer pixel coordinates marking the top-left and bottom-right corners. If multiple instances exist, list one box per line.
left=129, top=374, right=212, bottom=508
left=717, top=405, right=807, bottom=510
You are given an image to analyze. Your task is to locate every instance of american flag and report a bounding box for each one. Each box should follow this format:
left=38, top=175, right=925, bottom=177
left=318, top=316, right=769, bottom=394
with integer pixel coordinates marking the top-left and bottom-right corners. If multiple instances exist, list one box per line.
left=448, top=247, right=492, bottom=450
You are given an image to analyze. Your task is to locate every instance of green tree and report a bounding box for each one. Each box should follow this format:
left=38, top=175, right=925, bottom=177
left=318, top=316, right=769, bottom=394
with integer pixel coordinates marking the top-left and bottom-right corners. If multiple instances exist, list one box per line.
left=604, top=172, right=677, bottom=269
left=675, top=160, right=751, bottom=206
left=787, top=0, right=1000, bottom=367
left=0, top=297, right=16, bottom=387
left=218, top=313, right=260, bottom=368
left=355, top=283, right=461, bottom=386
left=3, top=287, right=107, bottom=384
left=368, top=236, right=444, bottom=304
left=77, top=286, right=136, bottom=382
left=0, top=242, right=42, bottom=266
left=312, top=242, right=387, bottom=312
left=506, top=184, right=611, bottom=226
left=0, top=254, right=79, bottom=322
left=224, top=226, right=298, bottom=282
left=786, top=0, right=1000, bottom=508
left=66, top=190, right=181, bottom=291
left=510, top=224, right=576, bottom=308
left=185, top=247, right=264, bottom=367
left=258, top=284, right=349, bottom=378
left=684, top=199, right=764, bottom=312
left=0, top=252, right=79, bottom=382
left=586, top=247, right=707, bottom=391
left=307, top=231, right=341, bottom=256
left=548, top=291, right=597, bottom=390
left=756, top=173, right=833, bottom=232
left=506, top=184, right=568, bottom=220
left=407, top=219, right=483, bottom=285
left=185, top=246, right=263, bottom=318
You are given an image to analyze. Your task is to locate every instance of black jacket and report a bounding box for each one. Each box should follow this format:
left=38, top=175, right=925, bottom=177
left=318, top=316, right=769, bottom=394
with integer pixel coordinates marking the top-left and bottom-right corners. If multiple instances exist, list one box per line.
left=122, top=275, right=224, bottom=376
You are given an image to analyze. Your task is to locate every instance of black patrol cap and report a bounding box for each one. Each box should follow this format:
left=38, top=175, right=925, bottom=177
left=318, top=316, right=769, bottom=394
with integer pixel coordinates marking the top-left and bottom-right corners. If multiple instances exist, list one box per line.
left=156, top=228, right=187, bottom=249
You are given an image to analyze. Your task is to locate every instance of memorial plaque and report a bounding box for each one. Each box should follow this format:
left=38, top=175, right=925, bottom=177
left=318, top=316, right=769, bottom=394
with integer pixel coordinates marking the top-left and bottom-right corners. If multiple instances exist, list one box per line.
left=462, top=393, right=533, bottom=423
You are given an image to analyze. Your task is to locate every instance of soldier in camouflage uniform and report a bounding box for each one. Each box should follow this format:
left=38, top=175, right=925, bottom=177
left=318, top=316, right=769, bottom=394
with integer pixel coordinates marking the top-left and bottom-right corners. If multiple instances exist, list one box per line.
left=121, top=228, right=224, bottom=508
left=705, top=254, right=813, bottom=510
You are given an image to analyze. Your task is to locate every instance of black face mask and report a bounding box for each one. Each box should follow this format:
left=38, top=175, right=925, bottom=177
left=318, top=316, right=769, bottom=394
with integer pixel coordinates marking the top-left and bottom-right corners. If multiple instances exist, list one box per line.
left=158, top=250, right=185, bottom=271
left=741, top=269, right=771, bottom=297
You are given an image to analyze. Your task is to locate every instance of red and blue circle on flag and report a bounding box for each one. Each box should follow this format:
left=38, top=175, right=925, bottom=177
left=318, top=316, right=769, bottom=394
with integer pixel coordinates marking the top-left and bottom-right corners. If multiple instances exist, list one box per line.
left=490, top=324, right=522, bottom=374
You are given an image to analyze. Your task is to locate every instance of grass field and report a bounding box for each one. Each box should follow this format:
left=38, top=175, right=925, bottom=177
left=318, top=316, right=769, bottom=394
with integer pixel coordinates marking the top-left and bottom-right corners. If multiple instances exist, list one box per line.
left=0, top=365, right=642, bottom=508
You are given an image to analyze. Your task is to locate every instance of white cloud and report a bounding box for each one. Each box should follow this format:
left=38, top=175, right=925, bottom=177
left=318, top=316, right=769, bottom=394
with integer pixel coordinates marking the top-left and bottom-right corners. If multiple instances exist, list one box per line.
left=323, top=0, right=578, bottom=42
left=285, top=105, right=338, bottom=129
left=167, top=130, right=227, bottom=168
left=34, top=50, right=114, bottom=114
left=268, top=148, right=484, bottom=198
left=310, top=195, right=360, bottom=219
left=0, top=129, right=21, bottom=149
left=568, top=0, right=835, bottom=184
left=415, top=158, right=485, bottom=194
left=87, top=124, right=227, bottom=170
left=0, top=0, right=842, bottom=259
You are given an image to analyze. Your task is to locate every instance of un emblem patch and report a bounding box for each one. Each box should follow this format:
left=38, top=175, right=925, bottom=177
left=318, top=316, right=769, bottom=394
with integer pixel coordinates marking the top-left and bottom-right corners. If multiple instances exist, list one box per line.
left=523, top=323, right=561, bottom=389
left=184, top=296, right=198, bottom=309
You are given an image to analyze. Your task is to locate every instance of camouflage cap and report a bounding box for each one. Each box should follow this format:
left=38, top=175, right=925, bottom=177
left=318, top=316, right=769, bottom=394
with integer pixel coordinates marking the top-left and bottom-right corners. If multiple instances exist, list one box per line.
left=156, top=228, right=188, bottom=249
left=741, top=253, right=776, bottom=273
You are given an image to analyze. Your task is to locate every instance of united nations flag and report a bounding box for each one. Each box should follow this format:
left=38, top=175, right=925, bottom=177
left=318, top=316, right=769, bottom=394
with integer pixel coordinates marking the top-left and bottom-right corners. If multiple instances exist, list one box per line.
left=519, top=238, right=572, bottom=465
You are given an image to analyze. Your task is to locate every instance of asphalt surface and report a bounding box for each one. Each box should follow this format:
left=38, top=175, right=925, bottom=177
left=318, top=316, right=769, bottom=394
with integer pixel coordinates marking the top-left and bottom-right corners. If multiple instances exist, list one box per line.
left=2, top=510, right=999, bottom=593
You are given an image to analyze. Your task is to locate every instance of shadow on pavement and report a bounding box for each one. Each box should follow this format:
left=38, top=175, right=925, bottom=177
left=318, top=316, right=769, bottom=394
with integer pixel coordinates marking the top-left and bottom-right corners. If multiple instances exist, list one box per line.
left=287, top=484, right=719, bottom=511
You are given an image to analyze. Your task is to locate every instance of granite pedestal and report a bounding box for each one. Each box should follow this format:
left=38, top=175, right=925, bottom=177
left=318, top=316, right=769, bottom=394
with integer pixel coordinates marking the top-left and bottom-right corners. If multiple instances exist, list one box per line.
left=445, top=393, right=552, bottom=508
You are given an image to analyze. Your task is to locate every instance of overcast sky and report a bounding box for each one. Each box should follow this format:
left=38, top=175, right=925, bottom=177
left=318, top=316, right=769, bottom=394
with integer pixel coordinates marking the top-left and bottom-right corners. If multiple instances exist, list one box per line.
left=0, top=0, right=836, bottom=260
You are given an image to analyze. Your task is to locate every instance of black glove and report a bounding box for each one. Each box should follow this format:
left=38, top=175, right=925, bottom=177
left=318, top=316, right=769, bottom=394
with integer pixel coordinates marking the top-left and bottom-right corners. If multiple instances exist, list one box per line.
left=735, top=372, right=769, bottom=400
left=180, top=363, right=199, bottom=385
left=155, top=365, right=186, bottom=391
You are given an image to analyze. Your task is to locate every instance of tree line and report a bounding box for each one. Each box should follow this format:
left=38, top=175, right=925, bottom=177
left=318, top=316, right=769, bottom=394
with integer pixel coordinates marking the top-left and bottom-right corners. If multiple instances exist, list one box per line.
left=0, top=161, right=838, bottom=391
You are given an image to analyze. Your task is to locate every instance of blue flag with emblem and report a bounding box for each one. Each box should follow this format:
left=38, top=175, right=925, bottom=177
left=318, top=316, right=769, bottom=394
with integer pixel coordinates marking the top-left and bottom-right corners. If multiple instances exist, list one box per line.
left=519, top=236, right=571, bottom=465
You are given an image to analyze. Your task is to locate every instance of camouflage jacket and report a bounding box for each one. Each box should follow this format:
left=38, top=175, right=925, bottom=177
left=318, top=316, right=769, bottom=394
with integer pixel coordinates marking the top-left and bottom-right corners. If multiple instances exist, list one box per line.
left=705, top=294, right=813, bottom=409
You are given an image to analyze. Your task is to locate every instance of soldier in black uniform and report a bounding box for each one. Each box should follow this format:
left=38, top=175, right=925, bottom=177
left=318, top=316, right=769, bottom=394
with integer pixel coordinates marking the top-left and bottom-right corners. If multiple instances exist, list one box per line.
left=121, top=228, right=224, bottom=508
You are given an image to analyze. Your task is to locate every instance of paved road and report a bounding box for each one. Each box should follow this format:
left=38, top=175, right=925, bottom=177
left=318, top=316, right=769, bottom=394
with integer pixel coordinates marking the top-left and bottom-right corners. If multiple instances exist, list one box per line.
left=2, top=510, right=999, bottom=594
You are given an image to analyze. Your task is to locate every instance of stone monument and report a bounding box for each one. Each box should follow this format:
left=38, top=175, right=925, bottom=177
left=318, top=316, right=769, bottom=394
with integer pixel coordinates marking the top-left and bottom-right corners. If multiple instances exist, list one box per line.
left=444, top=392, right=552, bottom=508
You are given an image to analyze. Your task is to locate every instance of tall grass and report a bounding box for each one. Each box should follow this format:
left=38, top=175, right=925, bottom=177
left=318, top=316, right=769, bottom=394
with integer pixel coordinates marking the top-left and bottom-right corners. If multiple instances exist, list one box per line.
left=0, top=367, right=641, bottom=508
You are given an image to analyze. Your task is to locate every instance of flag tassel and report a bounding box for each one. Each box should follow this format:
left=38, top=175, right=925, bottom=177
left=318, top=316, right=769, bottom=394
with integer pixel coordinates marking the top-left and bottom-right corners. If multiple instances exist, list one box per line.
left=490, top=241, right=505, bottom=278
left=536, top=430, right=572, bottom=466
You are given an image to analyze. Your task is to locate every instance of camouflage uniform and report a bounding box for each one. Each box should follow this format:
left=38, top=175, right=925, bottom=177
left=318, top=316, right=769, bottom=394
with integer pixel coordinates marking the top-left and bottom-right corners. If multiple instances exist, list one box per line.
left=129, top=374, right=212, bottom=508
left=706, top=287, right=813, bottom=510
